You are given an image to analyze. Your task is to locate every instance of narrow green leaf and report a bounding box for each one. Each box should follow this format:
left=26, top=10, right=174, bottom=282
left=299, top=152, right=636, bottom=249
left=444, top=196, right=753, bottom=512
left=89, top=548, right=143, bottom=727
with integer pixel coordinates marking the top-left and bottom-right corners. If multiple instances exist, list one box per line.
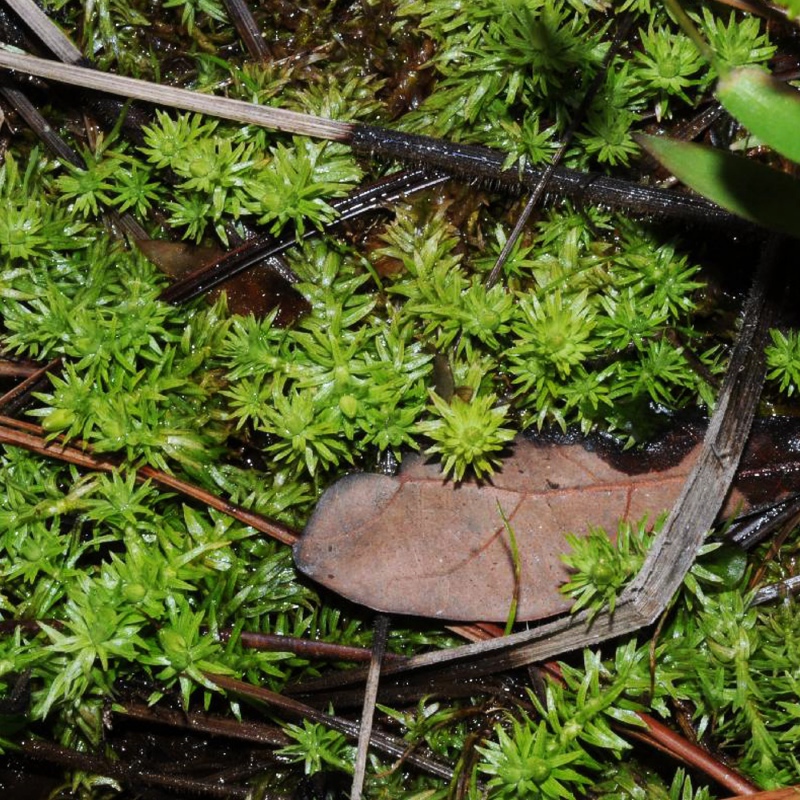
left=636, top=133, right=800, bottom=238
left=717, top=66, right=800, bottom=164
left=774, top=1, right=800, bottom=21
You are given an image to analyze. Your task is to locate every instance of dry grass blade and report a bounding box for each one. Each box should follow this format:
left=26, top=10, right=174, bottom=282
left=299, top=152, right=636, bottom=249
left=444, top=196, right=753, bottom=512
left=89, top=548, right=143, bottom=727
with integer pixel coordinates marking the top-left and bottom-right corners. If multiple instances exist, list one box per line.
left=0, top=49, right=353, bottom=140
left=351, top=615, right=389, bottom=800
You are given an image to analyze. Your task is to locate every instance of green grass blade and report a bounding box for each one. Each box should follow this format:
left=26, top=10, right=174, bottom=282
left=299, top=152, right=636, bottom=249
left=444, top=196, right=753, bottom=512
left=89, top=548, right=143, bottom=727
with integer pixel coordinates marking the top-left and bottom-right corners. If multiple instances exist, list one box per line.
left=636, top=133, right=800, bottom=238
left=717, top=67, right=800, bottom=165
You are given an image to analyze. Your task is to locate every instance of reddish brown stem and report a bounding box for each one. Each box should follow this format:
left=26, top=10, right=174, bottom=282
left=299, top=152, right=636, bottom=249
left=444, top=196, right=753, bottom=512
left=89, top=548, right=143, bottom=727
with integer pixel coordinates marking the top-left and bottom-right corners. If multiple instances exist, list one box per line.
left=19, top=739, right=251, bottom=798
left=0, top=357, right=61, bottom=412
left=720, top=788, right=800, bottom=800
left=0, top=415, right=298, bottom=545
left=232, top=630, right=404, bottom=663
left=0, top=359, right=45, bottom=379
left=116, top=702, right=290, bottom=746
left=541, top=662, right=758, bottom=796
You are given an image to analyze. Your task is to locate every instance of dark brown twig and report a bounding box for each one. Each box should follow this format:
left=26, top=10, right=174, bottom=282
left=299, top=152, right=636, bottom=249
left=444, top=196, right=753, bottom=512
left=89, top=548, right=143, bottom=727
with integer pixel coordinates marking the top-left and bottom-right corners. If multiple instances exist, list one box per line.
left=221, top=0, right=270, bottom=62
left=115, top=702, right=291, bottom=746
left=19, top=738, right=253, bottom=799
left=0, top=48, right=743, bottom=230
left=0, top=357, right=60, bottom=414
left=209, top=673, right=456, bottom=782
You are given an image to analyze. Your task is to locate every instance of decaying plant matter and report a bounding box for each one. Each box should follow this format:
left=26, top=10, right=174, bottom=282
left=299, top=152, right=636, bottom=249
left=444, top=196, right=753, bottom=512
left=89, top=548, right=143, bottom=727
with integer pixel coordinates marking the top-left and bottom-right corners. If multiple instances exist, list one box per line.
left=1, top=1, right=800, bottom=798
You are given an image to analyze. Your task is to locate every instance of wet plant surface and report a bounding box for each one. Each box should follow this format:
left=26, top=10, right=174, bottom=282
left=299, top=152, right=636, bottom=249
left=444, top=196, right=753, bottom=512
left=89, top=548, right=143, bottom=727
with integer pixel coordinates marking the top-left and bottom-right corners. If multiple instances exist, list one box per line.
left=2, top=1, right=800, bottom=798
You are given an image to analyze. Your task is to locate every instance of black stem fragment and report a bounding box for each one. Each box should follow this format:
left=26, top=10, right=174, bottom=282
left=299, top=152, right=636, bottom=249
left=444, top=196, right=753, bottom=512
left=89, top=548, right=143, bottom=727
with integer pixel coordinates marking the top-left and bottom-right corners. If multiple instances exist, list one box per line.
left=350, top=124, right=738, bottom=226
left=159, top=169, right=450, bottom=305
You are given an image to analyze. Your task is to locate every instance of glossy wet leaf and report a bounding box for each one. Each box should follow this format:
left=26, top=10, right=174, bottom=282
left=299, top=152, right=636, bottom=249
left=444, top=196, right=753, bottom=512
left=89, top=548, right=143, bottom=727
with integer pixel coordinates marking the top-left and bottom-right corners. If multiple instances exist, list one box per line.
left=697, top=543, right=748, bottom=588
left=637, top=133, right=800, bottom=238
left=717, top=67, right=800, bottom=164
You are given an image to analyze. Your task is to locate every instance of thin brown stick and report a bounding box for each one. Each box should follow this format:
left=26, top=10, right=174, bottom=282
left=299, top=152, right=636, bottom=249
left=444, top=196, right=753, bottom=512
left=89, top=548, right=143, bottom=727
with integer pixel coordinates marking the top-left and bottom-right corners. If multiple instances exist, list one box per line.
left=0, top=416, right=298, bottom=545
left=232, top=630, right=404, bottom=663
left=209, top=673, right=456, bottom=781
left=720, top=788, right=800, bottom=800
left=711, top=0, right=790, bottom=21
left=0, top=357, right=60, bottom=412
left=20, top=739, right=252, bottom=799
left=0, top=360, right=40, bottom=378
left=633, top=713, right=757, bottom=795
left=116, top=702, right=290, bottom=746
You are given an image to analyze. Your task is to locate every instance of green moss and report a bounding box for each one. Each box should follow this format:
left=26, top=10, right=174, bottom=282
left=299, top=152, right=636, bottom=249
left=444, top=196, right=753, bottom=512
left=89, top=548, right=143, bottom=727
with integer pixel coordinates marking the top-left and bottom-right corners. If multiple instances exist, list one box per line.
left=1, top=1, right=800, bottom=797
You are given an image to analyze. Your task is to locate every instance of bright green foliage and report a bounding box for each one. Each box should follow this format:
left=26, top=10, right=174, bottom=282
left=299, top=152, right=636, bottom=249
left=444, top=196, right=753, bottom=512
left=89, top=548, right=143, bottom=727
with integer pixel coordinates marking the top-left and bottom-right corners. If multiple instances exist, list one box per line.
left=396, top=0, right=775, bottom=169
left=278, top=720, right=355, bottom=774
left=477, top=644, right=648, bottom=797
left=776, top=0, right=800, bottom=17
left=593, top=765, right=715, bottom=800
left=415, top=391, right=516, bottom=481
left=695, top=8, right=775, bottom=73
left=561, top=515, right=661, bottom=620
left=654, top=590, right=800, bottom=786
left=379, top=697, right=471, bottom=761
left=0, top=151, right=88, bottom=266
left=163, top=0, right=227, bottom=32
left=477, top=716, right=593, bottom=799
left=56, top=153, right=118, bottom=218
left=635, top=24, right=704, bottom=117
left=139, top=112, right=362, bottom=242
left=218, top=239, right=433, bottom=471
left=2, top=1, right=799, bottom=797
left=766, top=329, right=800, bottom=396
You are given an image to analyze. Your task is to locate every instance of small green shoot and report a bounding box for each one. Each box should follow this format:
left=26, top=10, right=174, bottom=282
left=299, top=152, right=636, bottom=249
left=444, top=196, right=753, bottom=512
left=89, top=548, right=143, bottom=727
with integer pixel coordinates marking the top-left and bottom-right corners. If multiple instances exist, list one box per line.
left=643, top=1, right=800, bottom=236
left=496, top=501, right=521, bottom=636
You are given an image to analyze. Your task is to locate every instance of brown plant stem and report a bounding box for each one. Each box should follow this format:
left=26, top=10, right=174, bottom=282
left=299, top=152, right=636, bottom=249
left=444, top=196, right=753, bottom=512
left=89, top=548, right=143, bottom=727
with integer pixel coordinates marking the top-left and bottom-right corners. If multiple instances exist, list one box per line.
left=0, top=357, right=60, bottom=414
left=0, top=415, right=298, bottom=545
left=115, top=702, right=291, bottom=746
left=19, top=738, right=252, bottom=799
left=231, top=629, right=405, bottom=663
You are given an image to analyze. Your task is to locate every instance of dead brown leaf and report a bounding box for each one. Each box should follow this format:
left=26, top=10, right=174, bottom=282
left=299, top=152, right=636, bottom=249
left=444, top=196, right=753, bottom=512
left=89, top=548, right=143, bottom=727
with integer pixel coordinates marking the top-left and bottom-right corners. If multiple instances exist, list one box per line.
left=294, top=418, right=798, bottom=622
